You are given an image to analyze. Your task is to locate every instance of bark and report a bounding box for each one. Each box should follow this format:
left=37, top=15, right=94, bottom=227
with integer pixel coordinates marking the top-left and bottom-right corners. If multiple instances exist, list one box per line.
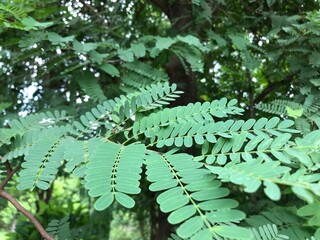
left=148, top=1, right=197, bottom=239
left=151, top=0, right=197, bottom=106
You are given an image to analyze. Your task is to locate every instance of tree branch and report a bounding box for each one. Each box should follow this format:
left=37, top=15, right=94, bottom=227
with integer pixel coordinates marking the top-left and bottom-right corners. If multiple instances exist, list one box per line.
left=0, top=190, right=54, bottom=240
left=254, top=75, right=295, bottom=104
left=0, top=161, right=20, bottom=190
left=149, top=0, right=168, bottom=14
left=246, top=70, right=255, bottom=118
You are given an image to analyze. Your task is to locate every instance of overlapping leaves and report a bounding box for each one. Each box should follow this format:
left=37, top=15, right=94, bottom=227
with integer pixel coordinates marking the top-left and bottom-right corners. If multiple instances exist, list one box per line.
left=85, top=141, right=146, bottom=210
left=145, top=151, right=252, bottom=240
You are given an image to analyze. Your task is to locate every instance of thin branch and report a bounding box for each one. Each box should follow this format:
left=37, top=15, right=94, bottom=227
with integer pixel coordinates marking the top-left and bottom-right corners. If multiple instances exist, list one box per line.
left=0, top=161, right=20, bottom=190
left=247, top=69, right=255, bottom=118
left=149, top=0, right=169, bottom=14
left=254, top=75, right=295, bottom=104
left=79, top=0, right=105, bottom=23
left=0, top=190, right=54, bottom=240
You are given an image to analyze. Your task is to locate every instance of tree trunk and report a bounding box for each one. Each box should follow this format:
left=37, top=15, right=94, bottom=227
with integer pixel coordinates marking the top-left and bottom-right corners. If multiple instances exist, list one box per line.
left=148, top=1, right=196, bottom=239
left=151, top=0, right=197, bottom=106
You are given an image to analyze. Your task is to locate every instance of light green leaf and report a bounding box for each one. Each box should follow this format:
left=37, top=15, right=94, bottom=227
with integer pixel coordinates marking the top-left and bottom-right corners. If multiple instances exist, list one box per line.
left=263, top=180, right=281, bottom=201
left=214, top=225, right=253, bottom=239
left=115, top=192, right=135, bottom=208
left=100, top=63, right=120, bottom=77
left=168, top=205, right=196, bottom=224
left=292, top=186, right=314, bottom=204
left=118, top=48, right=134, bottom=62
left=176, top=216, right=204, bottom=238
left=94, top=193, right=114, bottom=211
left=285, top=106, right=303, bottom=118
left=21, top=17, right=53, bottom=30
left=130, top=43, right=146, bottom=58
left=156, top=37, right=176, bottom=51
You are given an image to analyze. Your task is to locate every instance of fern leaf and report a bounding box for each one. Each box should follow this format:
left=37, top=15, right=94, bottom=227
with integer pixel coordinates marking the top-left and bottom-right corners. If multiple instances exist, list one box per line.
left=85, top=142, right=146, bottom=210
left=256, top=100, right=305, bottom=116
left=123, top=61, right=169, bottom=82
left=171, top=45, right=204, bottom=73
left=246, top=207, right=313, bottom=239
left=0, top=4, right=28, bottom=21
left=250, top=224, right=289, bottom=240
left=145, top=151, right=251, bottom=239
left=132, top=98, right=244, bottom=143
left=0, top=110, right=68, bottom=147
left=17, top=137, right=66, bottom=190
left=64, top=138, right=101, bottom=178
left=75, top=71, right=107, bottom=102
left=46, top=216, right=71, bottom=240
left=70, top=82, right=182, bottom=137
left=208, top=160, right=289, bottom=200
left=208, top=150, right=320, bottom=202
left=2, top=125, right=72, bottom=162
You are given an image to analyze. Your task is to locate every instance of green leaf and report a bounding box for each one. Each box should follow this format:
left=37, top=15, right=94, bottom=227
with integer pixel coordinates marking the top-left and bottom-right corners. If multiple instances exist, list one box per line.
left=229, top=35, right=249, bottom=50
left=47, top=32, right=74, bottom=46
left=267, top=0, right=276, bottom=7
left=100, top=63, right=120, bottom=77
left=285, top=106, right=303, bottom=118
left=292, top=186, right=314, bottom=204
left=168, top=205, right=196, bottom=224
left=156, top=37, right=176, bottom=51
left=0, top=102, right=11, bottom=111
left=115, top=192, right=135, bottom=208
left=130, top=43, right=146, bottom=58
left=206, top=209, right=246, bottom=223
left=73, top=40, right=97, bottom=53
left=176, top=216, right=204, bottom=238
left=94, top=193, right=114, bottom=211
left=118, top=48, right=134, bottom=62
left=21, top=16, right=53, bottom=30
left=214, top=225, right=253, bottom=239
left=263, top=180, right=281, bottom=201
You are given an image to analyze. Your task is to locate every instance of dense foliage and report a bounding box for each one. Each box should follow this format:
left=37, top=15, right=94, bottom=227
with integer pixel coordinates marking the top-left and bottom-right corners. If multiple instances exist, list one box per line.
left=0, top=1, right=320, bottom=240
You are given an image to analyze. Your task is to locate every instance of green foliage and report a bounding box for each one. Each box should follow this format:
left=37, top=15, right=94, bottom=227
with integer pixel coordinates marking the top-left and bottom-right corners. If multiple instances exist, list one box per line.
left=145, top=151, right=251, bottom=239
left=256, top=97, right=320, bottom=133
left=1, top=1, right=320, bottom=239
left=46, top=217, right=71, bottom=240
left=250, top=224, right=289, bottom=240
left=2, top=83, right=319, bottom=239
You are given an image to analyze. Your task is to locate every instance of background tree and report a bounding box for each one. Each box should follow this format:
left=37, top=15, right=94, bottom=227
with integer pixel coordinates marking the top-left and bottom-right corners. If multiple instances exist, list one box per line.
left=0, top=0, right=320, bottom=240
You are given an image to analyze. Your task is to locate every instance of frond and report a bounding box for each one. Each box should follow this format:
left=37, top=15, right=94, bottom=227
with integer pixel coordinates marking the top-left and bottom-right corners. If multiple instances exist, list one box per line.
left=0, top=4, right=28, bottom=21
left=145, top=151, right=252, bottom=240
left=46, top=216, right=71, bottom=240
left=2, top=125, right=72, bottom=162
left=121, top=61, right=169, bottom=93
left=208, top=133, right=320, bottom=201
left=135, top=110, right=297, bottom=150
left=171, top=44, right=204, bottom=73
left=255, top=99, right=305, bottom=117
left=64, top=138, right=101, bottom=178
left=208, top=160, right=289, bottom=201
left=75, top=71, right=107, bottom=102
left=250, top=224, right=289, bottom=240
left=297, top=202, right=320, bottom=238
left=255, top=98, right=320, bottom=131
left=17, top=137, right=67, bottom=190
left=70, top=82, right=182, bottom=137
left=0, top=110, right=68, bottom=148
left=246, top=207, right=314, bottom=239
left=85, top=142, right=146, bottom=210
